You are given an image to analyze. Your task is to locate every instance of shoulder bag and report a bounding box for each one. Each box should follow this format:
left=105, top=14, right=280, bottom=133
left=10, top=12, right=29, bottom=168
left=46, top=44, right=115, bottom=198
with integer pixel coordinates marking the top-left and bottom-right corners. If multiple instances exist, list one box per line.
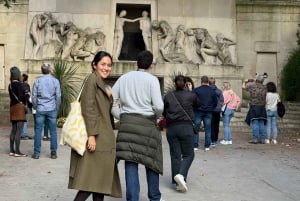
left=171, top=92, right=198, bottom=133
left=277, top=101, right=285, bottom=118
left=60, top=76, right=89, bottom=156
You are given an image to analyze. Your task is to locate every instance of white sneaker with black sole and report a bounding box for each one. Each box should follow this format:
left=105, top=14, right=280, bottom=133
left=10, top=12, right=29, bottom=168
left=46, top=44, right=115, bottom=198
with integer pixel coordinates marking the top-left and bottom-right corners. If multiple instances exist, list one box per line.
left=174, top=174, right=188, bottom=193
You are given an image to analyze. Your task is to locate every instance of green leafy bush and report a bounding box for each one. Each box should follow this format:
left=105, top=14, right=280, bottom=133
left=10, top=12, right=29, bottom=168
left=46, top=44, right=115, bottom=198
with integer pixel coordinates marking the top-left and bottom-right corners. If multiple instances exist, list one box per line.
left=53, top=60, right=82, bottom=118
left=280, top=47, right=300, bottom=101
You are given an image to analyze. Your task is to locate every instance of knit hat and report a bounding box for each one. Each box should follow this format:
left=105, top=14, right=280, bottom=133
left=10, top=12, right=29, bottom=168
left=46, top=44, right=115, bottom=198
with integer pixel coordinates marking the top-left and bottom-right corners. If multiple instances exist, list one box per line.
left=10, top=66, right=21, bottom=80
left=255, top=73, right=264, bottom=83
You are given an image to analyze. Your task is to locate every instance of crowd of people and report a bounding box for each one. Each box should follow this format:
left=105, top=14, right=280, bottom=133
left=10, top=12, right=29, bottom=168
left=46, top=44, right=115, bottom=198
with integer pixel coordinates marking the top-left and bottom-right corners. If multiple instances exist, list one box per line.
left=7, top=49, right=281, bottom=200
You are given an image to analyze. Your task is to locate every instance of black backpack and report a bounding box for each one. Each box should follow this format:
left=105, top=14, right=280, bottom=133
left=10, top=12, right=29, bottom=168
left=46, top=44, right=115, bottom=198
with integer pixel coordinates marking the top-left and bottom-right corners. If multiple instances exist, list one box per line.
left=277, top=102, right=285, bottom=118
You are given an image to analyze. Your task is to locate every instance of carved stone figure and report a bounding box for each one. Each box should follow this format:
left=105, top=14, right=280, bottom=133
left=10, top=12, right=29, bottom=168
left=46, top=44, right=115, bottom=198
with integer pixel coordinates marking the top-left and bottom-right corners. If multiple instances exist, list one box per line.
left=184, top=28, right=202, bottom=64
left=43, top=13, right=58, bottom=44
left=215, top=33, right=236, bottom=65
left=83, top=31, right=106, bottom=59
left=194, top=28, right=219, bottom=65
left=134, top=11, right=152, bottom=51
left=152, top=20, right=175, bottom=62
left=174, top=25, right=185, bottom=53
left=113, top=10, right=135, bottom=60
left=28, top=12, right=107, bottom=61
left=41, top=13, right=63, bottom=59
left=60, top=21, right=79, bottom=60
left=29, top=13, right=49, bottom=59
left=68, top=29, right=106, bottom=61
left=70, top=29, right=90, bottom=61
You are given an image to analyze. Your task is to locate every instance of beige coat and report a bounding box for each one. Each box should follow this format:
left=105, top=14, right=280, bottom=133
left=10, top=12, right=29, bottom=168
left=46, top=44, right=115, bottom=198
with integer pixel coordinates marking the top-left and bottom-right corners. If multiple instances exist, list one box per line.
left=68, top=71, right=122, bottom=197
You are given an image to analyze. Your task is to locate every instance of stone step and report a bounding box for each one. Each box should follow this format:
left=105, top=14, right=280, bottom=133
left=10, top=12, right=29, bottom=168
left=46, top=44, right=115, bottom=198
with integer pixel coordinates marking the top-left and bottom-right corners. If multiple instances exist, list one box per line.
left=230, top=115, right=300, bottom=124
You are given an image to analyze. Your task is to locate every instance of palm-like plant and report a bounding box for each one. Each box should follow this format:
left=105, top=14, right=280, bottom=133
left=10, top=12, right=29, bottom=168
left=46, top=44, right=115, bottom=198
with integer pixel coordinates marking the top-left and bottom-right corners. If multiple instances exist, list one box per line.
left=164, top=71, right=185, bottom=94
left=52, top=60, right=82, bottom=118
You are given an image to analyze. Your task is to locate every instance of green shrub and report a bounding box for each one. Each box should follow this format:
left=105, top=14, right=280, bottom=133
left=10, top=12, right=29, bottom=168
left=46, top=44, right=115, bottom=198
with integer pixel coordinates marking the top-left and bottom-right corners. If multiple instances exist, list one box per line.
left=53, top=60, right=82, bottom=118
left=280, top=47, right=300, bottom=101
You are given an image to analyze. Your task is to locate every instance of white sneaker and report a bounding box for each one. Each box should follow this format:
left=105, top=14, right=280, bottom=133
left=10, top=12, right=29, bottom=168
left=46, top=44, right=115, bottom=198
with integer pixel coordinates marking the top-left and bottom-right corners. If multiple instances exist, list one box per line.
left=220, top=140, right=228, bottom=145
left=272, top=139, right=277, bottom=144
left=160, top=199, right=165, bottom=201
left=227, top=140, right=232, bottom=145
left=204, top=147, right=210, bottom=151
left=265, top=139, right=270, bottom=144
left=174, top=174, right=188, bottom=193
left=194, top=148, right=199, bottom=151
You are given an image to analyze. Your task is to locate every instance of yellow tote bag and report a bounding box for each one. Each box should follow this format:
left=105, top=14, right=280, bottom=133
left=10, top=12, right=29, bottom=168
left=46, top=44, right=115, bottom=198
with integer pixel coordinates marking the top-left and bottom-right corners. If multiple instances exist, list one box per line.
left=60, top=77, right=88, bottom=156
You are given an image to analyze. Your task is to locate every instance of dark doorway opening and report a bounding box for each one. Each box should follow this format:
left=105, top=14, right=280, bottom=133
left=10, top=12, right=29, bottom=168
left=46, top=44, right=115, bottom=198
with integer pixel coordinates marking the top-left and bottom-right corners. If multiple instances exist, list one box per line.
left=116, top=4, right=151, bottom=61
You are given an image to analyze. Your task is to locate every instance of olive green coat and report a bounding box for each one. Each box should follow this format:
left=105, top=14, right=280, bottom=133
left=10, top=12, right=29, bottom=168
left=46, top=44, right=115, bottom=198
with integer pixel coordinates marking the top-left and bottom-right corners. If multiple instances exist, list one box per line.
left=68, top=71, right=122, bottom=197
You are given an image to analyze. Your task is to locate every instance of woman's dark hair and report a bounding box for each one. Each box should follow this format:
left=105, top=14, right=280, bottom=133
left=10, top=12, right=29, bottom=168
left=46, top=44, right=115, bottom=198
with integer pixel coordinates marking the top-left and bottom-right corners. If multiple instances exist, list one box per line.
left=184, top=76, right=194, bottom=89
left=266, top=82, right=277, bottom=93
left=137, top=50, right=153, bottom=69
left=22, top=73, right=28, bottom=82
left=174, top=75, right=185, bottom=90
left=91, top=51, right=113, bottom=70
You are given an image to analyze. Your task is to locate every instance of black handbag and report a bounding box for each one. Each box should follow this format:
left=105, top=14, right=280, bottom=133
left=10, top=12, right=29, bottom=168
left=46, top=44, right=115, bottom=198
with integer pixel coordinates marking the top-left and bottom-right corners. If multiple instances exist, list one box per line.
left=277, top=101, right=285, bottom=118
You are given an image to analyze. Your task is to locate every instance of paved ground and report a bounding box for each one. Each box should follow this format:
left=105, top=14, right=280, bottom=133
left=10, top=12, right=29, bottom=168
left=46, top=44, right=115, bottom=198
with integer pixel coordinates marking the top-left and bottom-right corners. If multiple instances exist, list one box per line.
left=0, top=125, right=300, bottom=201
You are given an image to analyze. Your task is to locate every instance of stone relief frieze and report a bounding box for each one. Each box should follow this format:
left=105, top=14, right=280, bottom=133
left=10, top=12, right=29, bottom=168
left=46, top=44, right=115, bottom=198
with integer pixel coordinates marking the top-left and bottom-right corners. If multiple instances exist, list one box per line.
left=29, top=12, right=106, bottom=61
left=28, top=12, right=235, bottom=65
left=151, top=20, right=236, bottom=65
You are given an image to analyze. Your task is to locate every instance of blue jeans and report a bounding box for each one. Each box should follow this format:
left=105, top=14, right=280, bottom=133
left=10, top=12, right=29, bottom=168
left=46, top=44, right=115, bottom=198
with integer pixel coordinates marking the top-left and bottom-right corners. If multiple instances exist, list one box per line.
left=194, top=110, right=212, bottom=148
left=251, top=119, right=265, bottom=142
left=22, top=111, right=30, bottom=137
left=125, top=161, right=161, bottom=201
left=34, top=110, right=58, bottom=155
left=222, top=108, right=234, bottom=141
left=266, top=110, right=278, bottom=140
left=166, top=124, right=194, bottom=184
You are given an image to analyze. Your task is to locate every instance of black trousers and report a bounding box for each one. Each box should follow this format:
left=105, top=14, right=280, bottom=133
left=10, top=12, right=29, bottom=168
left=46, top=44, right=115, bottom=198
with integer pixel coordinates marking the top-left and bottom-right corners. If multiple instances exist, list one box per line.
left=211, top=111, right=221, bottom=143
left=166, top=123, right=195, bottom=184
left=10, top=121, right=24, bottom=153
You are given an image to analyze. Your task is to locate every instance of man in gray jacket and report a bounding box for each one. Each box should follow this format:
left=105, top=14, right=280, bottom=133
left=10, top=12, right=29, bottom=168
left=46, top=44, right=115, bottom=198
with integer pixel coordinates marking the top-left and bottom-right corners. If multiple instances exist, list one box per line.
left=111, top=50, right=164, bottom=201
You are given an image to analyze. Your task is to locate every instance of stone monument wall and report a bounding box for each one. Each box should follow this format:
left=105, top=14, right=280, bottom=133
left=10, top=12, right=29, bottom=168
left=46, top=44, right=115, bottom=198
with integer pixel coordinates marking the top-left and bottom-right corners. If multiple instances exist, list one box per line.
left=1, top=0, right=300, bottom=99
left=236, top=1, right=300, bottom=88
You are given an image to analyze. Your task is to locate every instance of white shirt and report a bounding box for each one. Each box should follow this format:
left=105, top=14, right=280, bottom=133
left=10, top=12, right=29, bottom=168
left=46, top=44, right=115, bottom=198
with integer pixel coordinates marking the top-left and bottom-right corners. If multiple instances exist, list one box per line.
left=266, top=92, right=280, bottom=111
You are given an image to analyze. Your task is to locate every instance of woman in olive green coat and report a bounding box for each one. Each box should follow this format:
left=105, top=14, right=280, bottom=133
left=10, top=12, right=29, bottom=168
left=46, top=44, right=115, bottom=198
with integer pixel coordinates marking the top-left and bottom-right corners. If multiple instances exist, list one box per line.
left=68, top=51, right=122, bottom=201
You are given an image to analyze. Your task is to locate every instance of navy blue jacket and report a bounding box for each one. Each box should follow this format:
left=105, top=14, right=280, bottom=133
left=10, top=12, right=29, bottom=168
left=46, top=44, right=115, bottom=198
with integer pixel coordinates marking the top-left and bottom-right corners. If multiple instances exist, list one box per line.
left=193, top=85, right=217, bottom=112
left=209, top=84, right=224, bottom=112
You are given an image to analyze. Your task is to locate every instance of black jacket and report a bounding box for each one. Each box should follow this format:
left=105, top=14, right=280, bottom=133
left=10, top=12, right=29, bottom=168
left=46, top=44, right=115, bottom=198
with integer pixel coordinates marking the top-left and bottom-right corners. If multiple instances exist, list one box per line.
left=8, top=81, right=26, bottom=106
left=163, top=90, right=201, bottom=126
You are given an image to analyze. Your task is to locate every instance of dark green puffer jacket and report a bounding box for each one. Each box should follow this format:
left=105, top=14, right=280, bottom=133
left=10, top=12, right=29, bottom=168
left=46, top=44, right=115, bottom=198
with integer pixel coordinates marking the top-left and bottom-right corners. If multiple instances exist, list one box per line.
left=116, top=114, right=163, bottom=175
